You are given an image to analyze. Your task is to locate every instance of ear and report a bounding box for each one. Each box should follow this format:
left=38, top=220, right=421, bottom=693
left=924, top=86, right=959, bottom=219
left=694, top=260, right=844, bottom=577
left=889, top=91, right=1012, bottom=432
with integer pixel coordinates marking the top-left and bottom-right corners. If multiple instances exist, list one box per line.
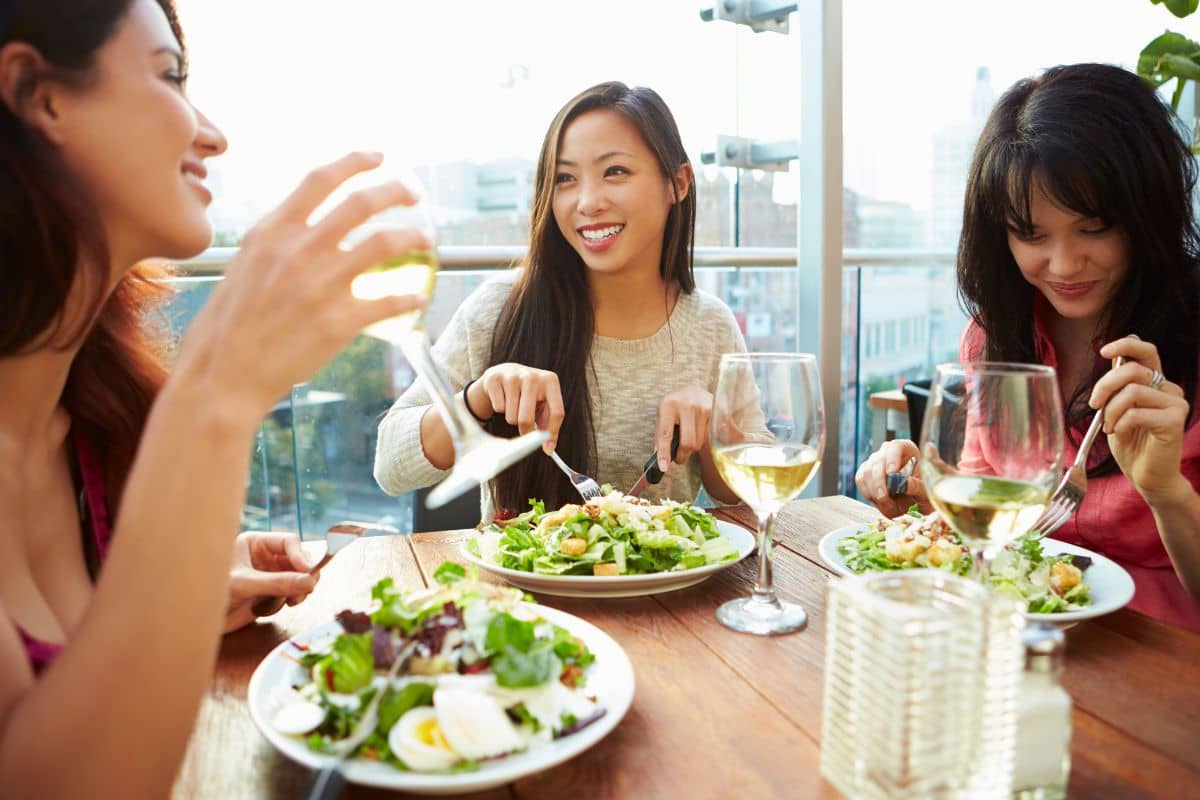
left=0, top=42, right=68, bottom=146
left=670, top=162, right=693, bottom=204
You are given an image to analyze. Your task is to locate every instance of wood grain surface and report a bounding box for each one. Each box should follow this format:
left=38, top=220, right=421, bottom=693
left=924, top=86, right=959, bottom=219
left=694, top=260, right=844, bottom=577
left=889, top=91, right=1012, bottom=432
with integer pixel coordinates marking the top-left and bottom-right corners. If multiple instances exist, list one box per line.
left=172, top=497, right=1200, bottom=799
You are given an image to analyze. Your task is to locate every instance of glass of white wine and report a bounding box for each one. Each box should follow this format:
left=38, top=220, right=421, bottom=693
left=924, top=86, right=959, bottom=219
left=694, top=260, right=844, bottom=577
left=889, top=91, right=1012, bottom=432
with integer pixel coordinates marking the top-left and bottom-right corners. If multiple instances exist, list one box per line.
left=710, top=352, right=825, bottom=635
left=920, top=363, right=1064, bottom=573
left=342, top=164, right=547, bottom=508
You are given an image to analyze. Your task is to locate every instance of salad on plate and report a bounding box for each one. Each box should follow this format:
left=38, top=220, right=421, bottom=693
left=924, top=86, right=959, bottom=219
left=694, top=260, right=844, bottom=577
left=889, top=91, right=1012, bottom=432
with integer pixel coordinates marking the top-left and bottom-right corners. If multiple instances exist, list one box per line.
left=836, top=509, right=1092, bottom=614
left=469, top=490, right=738, bottom=576
left=267, top=563, right=604, bottom=773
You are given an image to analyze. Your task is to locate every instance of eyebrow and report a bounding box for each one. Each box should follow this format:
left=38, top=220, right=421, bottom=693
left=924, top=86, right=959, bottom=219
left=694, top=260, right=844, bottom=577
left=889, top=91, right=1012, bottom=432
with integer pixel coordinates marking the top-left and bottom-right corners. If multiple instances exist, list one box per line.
left=557, top=150, right=635, bottom=167
left=154, top=46, right=184, bottom=67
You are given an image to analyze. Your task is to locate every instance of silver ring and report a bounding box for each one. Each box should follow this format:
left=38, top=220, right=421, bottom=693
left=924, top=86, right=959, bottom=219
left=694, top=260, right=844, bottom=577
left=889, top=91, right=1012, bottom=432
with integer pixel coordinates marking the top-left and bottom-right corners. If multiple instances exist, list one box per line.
left=1150, top=370, right=1165, bottom=390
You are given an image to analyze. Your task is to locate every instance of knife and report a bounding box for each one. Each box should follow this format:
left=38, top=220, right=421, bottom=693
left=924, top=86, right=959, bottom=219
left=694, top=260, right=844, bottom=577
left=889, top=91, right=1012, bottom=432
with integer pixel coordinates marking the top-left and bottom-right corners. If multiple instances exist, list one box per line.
left=627, top=425, right=681, bottom=498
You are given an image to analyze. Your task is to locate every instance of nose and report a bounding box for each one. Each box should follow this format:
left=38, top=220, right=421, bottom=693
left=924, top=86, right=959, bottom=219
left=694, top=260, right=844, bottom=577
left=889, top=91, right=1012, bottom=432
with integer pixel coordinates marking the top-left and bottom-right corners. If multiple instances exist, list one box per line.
left=576, top=177, right=608, bottom=217
left=193, top=107, right=228, bottom=158
left=1048, top=237, right=1085, bottom=278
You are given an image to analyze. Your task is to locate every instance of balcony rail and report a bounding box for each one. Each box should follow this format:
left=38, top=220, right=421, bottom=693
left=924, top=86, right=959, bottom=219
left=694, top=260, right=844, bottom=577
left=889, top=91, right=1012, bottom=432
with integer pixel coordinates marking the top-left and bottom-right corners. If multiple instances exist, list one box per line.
left=173, top=245, right=956, bottom=275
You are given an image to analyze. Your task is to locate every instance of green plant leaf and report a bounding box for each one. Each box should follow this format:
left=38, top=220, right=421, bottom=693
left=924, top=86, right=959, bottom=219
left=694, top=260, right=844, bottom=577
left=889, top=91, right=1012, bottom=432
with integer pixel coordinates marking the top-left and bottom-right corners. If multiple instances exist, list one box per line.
left=1138, top=30, right=1200, bottom=83
left=1152, top=0, right=1199, bottom=20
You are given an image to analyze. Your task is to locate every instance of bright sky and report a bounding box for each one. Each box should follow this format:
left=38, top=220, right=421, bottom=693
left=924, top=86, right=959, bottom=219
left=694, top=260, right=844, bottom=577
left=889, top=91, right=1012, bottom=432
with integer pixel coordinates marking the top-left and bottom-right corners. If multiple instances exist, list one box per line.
left=175, top=0, right=1189, bottom=228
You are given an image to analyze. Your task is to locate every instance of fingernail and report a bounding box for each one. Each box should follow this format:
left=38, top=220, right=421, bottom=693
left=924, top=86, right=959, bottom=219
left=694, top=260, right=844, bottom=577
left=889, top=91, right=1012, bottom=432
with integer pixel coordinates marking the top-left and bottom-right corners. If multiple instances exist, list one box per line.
left=364, top=151, right=384, bottom=162
left=874, top=487, right=886, bottom=500
left=659, top=458, right=670, bottom=472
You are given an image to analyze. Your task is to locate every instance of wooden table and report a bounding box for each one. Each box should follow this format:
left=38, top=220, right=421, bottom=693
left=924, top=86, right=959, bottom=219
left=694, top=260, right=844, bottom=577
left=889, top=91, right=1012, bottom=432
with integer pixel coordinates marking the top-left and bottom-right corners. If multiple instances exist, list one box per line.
left=174, top=496, right=1200, bottom=799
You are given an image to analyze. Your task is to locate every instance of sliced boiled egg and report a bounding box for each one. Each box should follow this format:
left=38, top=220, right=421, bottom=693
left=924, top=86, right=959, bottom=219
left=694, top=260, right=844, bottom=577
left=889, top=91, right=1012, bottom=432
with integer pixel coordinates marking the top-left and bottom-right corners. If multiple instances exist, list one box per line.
left=272, top=699, right=326, bottom=735
left=388, top=706, right=460, bottom=771
left=433, top=688, right=524, bottom=759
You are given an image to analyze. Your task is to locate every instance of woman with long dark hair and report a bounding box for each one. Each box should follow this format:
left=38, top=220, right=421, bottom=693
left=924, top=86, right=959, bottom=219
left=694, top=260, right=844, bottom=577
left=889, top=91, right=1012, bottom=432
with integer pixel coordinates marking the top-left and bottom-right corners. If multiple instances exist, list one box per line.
left=856, top=63, right=1200, bottom=631
left=376, top=82, right=744, bottom=518
left=0, top=1, right=425, bottom=794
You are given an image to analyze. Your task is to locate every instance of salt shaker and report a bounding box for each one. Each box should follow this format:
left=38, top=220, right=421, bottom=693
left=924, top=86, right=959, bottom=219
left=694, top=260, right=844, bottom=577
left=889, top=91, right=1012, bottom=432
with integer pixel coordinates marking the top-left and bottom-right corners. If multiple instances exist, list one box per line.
left=1012, top=624, right=1072, bottom=799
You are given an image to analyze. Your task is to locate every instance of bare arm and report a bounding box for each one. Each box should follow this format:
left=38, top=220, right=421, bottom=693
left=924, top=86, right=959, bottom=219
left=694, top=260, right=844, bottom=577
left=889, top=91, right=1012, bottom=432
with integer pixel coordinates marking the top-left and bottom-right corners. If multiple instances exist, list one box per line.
left=0, top=153, right=428, bottom=799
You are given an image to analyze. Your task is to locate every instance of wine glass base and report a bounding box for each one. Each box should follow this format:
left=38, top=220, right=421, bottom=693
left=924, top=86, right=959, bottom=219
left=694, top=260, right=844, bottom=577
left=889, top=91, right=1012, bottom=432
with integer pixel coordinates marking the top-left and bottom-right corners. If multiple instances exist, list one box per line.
left=716, top=597, right=808, bottom=635
left=425, top=429, right=549, bottom=509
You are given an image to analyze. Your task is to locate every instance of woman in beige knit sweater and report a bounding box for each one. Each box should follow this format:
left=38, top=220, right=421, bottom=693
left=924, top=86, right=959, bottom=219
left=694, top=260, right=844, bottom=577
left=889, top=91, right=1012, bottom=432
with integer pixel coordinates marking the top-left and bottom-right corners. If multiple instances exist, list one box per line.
left=375, top=82, right=747, bottom=522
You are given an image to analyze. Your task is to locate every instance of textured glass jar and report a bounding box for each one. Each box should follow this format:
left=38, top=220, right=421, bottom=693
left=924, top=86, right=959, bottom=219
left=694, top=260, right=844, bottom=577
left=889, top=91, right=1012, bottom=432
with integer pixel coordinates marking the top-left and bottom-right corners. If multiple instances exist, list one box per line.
left=821, top=570, right=1025, bottom=800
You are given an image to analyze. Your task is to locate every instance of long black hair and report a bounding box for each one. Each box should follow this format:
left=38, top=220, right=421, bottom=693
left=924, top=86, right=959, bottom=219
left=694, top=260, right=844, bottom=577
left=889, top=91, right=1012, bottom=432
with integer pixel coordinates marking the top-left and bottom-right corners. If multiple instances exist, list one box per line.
left=486, top=81, right=696, bottom=512
left=958, top=62, right=1200, bottom=476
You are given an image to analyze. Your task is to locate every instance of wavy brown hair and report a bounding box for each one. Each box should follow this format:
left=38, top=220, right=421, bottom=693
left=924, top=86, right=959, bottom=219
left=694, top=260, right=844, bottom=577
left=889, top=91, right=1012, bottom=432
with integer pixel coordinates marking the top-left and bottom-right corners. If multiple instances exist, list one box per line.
left=958, top=63, right=1200, bottom=477
left=486, top=82, right=696, bottom=513
left=1, top=0, right=183, bottom=501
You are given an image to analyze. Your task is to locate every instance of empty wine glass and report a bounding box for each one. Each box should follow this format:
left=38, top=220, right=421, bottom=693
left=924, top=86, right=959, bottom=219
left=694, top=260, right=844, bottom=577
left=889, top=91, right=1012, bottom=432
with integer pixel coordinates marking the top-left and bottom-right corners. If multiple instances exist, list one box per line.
left=710, top=353, right=825, bottom=635
left=919, top=362, right=1064, bottom=574
left=338, top=161, right=547, bottom=508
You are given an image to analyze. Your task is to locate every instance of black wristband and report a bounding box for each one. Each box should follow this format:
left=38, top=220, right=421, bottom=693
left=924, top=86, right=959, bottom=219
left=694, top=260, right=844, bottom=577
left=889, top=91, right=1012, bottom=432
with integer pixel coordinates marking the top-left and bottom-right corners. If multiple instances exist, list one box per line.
left=463, top=378, right=490, bottom=424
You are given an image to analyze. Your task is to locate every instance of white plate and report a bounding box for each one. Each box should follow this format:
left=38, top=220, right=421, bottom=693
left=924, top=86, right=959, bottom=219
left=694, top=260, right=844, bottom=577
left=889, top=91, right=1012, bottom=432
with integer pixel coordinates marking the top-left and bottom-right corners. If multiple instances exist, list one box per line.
left=459, top=520, right=756, bottom=599
left=248, top=603, right=635, bottom=795
left=817, top=524, right=1136, bottom=625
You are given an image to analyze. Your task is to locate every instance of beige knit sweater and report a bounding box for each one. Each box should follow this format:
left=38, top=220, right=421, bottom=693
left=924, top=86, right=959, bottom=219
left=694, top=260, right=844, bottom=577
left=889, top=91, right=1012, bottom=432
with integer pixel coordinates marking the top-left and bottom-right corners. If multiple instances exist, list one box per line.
left=373, top=270, right=747, bottom=522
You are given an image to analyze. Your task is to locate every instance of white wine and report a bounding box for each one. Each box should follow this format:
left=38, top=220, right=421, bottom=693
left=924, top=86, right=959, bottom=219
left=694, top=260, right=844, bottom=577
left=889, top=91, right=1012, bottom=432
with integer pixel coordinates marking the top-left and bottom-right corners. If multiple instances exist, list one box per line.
left=929, top=474, right=1049, bottom=548
left=351, top=250, right=438, bottom=342
left=714, top=443, right=820, bottom=511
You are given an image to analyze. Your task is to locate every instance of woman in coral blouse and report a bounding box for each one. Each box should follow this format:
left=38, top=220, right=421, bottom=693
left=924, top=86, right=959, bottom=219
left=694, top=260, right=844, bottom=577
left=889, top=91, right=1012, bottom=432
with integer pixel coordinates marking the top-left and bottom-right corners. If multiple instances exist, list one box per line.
left=856, top=63, right=1200, bottom=632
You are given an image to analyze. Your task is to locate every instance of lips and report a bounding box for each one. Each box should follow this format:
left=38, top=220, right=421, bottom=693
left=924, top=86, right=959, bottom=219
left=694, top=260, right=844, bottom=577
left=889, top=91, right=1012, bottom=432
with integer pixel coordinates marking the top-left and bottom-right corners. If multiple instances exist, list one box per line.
left=576, top=222, right=624, bottom=253
left=182, top=161, right=211, bottom=202
left=1046, top=280, right=1100, bottom=299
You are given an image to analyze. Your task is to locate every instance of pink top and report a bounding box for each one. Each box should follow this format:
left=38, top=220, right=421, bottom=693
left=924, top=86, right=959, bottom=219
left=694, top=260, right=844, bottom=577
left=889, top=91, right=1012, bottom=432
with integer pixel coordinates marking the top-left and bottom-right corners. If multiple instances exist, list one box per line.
left=960, top=313, right=1200, bottom=632
left=16, top=429, right=113, bottom=674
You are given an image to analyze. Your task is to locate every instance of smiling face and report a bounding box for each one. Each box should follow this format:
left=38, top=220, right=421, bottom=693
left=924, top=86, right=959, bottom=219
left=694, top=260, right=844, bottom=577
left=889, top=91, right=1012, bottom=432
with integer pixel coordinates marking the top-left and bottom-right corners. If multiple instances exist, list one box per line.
left=52, top=0, right=226, bottom=270
left=551, top=108, right=688, bottom=280
left=1006, top=180, right=1131, bottom=333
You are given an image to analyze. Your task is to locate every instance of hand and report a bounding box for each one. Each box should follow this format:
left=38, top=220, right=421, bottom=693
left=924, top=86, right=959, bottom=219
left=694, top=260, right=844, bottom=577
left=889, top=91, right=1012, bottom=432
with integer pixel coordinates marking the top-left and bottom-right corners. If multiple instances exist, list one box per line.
left=655, top=386, right=714, bottom=471
left=176, top=152, right=429, bottom=420
left=467, top=363, right=565, bottom=452
left=1091, top=336, right=1191, bottom=503
left=223, top=531, right=318, bottom=633
left=855, top=439, right=932, bottom=517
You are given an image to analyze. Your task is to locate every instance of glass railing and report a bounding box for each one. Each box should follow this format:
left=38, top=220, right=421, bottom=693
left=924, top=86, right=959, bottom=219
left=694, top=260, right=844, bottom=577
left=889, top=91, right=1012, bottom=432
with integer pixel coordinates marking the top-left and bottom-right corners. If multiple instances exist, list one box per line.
left=839, top=253, right=963, bottom=498
left=165, top=246, right=957, bottom=533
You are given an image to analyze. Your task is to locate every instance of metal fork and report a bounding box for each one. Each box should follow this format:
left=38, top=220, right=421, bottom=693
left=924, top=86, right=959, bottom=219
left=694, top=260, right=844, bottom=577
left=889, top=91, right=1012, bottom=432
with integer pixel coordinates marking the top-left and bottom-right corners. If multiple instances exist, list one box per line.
left=546, top=450, right=603, bottom=501
left=1029, top=357, right=1124, bottom=538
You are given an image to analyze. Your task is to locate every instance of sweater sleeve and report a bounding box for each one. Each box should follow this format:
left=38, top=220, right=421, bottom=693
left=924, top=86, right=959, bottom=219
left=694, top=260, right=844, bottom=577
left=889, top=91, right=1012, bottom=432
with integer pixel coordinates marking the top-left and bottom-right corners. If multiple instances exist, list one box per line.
left=372, top=274, right=513, bottom=496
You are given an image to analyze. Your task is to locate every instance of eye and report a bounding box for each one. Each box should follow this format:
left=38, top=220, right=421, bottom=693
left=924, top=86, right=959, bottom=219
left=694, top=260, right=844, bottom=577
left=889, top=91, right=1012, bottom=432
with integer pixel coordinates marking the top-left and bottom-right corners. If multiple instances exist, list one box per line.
left=554, top=172, right=575, bottom=186
left=1079, top=221, right=1113, bottom=236
left=604, top=165, right=630, bottom=178
left=163, top=70, right=188, bottom=88
left=1007, top=227, right=1044, bottom=244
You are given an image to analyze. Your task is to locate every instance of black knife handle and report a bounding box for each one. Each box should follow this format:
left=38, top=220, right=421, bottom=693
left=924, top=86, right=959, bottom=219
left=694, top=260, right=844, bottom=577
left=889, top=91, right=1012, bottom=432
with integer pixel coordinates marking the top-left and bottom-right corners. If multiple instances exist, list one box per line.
left=642, top=425, right=681, bottom=485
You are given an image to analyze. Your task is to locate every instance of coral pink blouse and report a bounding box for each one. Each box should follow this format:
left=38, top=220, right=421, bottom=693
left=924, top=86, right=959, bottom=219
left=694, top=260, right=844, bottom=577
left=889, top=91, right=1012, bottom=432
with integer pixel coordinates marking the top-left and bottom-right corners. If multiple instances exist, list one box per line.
left=960, top=314, right=1200, bottom=632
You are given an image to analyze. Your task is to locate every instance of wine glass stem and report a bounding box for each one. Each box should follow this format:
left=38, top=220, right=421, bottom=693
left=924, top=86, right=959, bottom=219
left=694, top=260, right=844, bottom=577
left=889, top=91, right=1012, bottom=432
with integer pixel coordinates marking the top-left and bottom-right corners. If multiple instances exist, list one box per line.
left=397, top=331, right=477, bottom=446
left=751, top=510, right=780, bottom=606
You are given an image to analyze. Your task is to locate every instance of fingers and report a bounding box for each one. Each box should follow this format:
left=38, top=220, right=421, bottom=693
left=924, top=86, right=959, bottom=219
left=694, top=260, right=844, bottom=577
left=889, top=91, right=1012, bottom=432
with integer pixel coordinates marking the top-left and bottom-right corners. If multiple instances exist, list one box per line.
left=281, top=533, right=313, bottom=572
left=341, top=228, right=434, bottom=282
left=344, top=293, right=427, bottom=334
left=855, top=440, right=921, bottom=511
left=1090, top=360, right=1175, bottom=410
left=231, top=569, right=317, bottom=604
left=1099, top=335, right=1163, bottom=371
left=308, top=180, right=420, bottom=249
left=1103, top=382, right=1189, bottom=436
left=676, top=409, right=700, bottom=467
left=480, top=364, right=566, bottom=452
left=536, top=376, right=565, bottom=453
left=272, top=151, right=385, bottom=225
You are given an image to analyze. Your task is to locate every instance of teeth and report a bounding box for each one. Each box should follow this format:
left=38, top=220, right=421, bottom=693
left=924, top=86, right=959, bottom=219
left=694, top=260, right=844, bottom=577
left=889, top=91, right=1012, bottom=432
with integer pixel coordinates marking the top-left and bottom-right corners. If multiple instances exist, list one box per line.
left=580, top=224, right=623, bottom=241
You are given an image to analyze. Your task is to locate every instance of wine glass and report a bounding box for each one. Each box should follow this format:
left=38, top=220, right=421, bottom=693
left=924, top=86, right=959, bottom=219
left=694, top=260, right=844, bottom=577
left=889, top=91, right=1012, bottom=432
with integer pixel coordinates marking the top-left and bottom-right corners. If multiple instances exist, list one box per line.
left=340, top=163, right=548, bottom=508
left=710, top=353, right=825, bottom=635
left=919, top=362, right=1064, bottom=574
